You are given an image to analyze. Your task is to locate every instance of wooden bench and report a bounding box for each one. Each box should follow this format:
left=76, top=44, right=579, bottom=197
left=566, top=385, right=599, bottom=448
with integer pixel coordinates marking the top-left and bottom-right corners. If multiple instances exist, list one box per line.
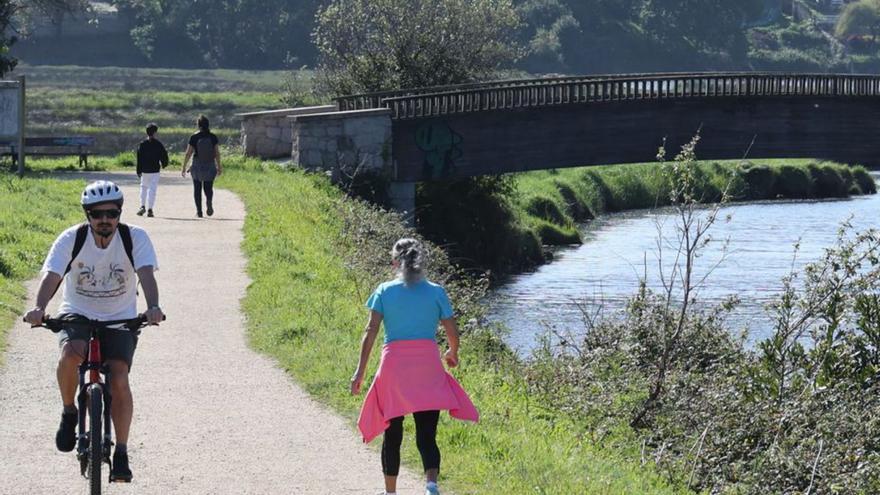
left=1, top=136, right=96, bottom=167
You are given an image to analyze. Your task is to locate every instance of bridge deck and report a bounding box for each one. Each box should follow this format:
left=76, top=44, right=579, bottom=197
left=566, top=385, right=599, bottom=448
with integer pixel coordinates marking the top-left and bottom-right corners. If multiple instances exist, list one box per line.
left=336, top=73, right=880, bottom=120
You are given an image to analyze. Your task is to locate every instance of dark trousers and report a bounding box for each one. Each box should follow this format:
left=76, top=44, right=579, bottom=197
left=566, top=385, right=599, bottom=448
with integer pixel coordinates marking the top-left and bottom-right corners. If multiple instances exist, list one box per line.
left=192, top=179, right=214, bottom=213
left=381, top=410, right=440, bottom=476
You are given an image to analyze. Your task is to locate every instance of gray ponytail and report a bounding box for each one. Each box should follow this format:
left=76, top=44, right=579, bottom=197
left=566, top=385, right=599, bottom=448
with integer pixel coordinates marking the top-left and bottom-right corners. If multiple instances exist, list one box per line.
left=391, top=238, right=425, bottom=285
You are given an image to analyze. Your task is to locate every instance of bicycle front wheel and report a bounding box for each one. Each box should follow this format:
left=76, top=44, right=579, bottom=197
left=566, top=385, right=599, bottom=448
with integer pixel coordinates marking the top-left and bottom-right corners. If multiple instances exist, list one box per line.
left=88, top=384, right=103, bottom=495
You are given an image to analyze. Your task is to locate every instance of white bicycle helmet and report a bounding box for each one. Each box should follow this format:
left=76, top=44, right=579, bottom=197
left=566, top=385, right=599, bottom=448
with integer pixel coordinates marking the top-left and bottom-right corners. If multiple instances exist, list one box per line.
left=81, top=180, right=124, bottom=208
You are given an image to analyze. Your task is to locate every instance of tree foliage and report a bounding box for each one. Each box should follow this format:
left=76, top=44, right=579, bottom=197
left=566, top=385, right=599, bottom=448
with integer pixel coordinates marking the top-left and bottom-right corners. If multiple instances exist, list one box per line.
left=835, top=0, right=880, bottom=41
left=112, top=0, right=320, bottom=69
left=0, top=0, right=16, bottom=77
left=518, top=0, right=766, bottom=73
left=313, top=0, right=521, bottom=96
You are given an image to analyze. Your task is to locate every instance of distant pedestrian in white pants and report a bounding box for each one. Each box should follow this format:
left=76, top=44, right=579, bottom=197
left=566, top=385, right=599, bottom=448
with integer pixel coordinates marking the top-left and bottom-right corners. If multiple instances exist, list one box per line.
left=136, top=123, right=169, bottom=218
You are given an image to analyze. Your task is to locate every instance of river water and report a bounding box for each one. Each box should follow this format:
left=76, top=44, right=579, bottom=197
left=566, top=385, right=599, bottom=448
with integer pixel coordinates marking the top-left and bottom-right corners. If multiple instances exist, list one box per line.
left=487, top=173, right=880, bottom=356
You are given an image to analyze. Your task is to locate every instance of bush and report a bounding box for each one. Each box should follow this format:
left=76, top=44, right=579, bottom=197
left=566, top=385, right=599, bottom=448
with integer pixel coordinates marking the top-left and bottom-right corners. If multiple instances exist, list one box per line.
left=740, top=162, right=777, bottom=199
left=809, top=162, right=849, bottom=197
left=555, top=181, right=594, bottom=221
left=853, top=166, right=878, bottom=194
left=417, top=176, right=544, bottom=275
left=531, top=219, right=581, bottom=245
left=779, top=27, right=828, bottom=51
left=774, top=164, right=814, bottom=199
left=748, top=48, right=826, bottom=72
left=525, top=195, right=568, bottom=225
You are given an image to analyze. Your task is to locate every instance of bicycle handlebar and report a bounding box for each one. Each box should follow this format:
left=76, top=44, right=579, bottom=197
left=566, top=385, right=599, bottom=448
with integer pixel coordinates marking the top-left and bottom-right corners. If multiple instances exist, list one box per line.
left=26, top=314, right=165, bottom=333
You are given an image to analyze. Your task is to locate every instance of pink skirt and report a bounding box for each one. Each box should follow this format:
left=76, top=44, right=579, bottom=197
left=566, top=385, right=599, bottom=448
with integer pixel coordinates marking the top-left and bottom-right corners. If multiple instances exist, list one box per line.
left=357, top=339, right=479, bottom=443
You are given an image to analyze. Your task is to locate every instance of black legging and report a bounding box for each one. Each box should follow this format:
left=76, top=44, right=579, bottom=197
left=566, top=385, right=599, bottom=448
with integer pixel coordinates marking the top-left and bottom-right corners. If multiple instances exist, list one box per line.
left=381, top=410, right=440, bottom=476
left=192, top=179, right=214, bottom=213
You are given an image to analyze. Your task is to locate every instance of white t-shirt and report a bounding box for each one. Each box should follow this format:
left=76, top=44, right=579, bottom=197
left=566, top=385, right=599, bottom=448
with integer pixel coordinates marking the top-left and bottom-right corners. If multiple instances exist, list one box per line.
left=42, top=224, right=158, bottom=321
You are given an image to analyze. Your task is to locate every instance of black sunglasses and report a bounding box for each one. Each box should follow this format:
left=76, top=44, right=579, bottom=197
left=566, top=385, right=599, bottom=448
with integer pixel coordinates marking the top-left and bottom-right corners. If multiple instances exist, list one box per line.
left=87, top=209, right=121, bottom=220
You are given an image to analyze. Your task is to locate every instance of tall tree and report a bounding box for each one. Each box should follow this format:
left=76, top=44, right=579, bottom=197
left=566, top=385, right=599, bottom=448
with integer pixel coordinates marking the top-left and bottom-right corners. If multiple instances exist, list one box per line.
left=835, top=0, right=880, bottom=41
left=313, top=0, right=521, bottom=95
left=0, top=0, right=16, bottom=76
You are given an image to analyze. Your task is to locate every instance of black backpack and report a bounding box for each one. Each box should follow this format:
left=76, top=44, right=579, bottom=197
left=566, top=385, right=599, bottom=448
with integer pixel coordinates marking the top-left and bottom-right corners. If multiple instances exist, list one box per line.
left=194, top=135, right=215, bottom=162
left=63, top=223, right=135, bottom=276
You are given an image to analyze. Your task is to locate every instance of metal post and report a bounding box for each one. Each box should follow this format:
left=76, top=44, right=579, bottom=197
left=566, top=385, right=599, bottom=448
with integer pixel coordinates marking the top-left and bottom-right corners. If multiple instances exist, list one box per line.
left=17, top=75, right=25, bottom=178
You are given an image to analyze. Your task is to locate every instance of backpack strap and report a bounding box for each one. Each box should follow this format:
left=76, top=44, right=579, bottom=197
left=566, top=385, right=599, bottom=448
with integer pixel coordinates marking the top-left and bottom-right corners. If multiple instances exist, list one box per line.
left=62, top=223, right=135, bottom=275
left=117, top=223, right=136, bottom=270
left=63, top=223, right=89, bottom=276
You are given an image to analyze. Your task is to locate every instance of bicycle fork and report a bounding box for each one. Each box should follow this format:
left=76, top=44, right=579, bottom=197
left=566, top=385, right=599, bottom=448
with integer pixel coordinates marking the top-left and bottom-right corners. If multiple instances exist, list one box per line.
left=76, top=337, right=114, bottom=477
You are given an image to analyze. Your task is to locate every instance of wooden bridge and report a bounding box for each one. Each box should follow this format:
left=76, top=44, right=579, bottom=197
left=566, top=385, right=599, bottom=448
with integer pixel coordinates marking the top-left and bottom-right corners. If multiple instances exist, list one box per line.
left=240, top=72, right=880, bottom=215
left=333, top=72, right=880, bottom=182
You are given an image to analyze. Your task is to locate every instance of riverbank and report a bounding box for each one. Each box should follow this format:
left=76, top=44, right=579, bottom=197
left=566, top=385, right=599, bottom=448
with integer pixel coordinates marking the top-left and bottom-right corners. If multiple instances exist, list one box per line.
left=517, top=159, right=876, bottom=246
left=417, top=159, right=875, bottom=278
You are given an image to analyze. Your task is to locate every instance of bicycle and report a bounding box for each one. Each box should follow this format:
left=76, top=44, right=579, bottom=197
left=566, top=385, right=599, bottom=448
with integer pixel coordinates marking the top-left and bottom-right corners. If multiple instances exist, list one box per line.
left=29, top=313, right=161, bottom=495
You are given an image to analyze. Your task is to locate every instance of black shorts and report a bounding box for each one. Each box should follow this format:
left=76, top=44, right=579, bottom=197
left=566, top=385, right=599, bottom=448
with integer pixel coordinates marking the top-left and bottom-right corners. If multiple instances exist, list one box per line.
left=57, top=321, right=138, bottom=370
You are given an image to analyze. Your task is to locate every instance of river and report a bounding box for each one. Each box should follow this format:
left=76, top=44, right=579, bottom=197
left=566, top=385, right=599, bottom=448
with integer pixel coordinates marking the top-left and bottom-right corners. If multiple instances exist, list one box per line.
left=487, top=173, right=880, bottom=356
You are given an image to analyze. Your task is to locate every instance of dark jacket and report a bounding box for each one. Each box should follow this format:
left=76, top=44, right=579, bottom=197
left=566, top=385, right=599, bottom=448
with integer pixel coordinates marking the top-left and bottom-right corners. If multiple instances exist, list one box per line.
left=136, top=138, right=169, bottom=175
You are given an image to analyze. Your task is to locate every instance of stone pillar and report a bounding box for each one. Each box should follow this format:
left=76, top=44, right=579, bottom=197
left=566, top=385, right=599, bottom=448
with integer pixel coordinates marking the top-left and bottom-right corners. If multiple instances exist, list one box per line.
left=237, top=105, right=336, bottom=158
left=290, top=108, right=393, bottom=177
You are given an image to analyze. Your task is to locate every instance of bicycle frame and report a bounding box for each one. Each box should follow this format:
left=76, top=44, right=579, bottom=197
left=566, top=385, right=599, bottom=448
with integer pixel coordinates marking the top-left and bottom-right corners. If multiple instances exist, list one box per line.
left=76, top=327, right=114, bottom=474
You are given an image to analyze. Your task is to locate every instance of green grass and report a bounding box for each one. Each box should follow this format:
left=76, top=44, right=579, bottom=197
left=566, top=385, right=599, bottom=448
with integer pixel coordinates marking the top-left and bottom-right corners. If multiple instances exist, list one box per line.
left=218, top=156, right=683, bottom=494
left=0, top=172, right=86, bottom=365
left=514, top=159, right=877, bottom=247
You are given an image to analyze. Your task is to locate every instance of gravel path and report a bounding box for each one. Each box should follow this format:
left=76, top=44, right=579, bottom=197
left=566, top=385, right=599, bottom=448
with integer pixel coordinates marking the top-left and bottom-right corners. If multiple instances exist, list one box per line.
left=0, top=172, right=421, bottom=494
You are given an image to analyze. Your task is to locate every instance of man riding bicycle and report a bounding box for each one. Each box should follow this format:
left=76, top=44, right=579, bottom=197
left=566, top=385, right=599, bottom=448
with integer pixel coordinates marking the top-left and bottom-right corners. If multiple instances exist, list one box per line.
left=23, top=180, right=164, bottom=482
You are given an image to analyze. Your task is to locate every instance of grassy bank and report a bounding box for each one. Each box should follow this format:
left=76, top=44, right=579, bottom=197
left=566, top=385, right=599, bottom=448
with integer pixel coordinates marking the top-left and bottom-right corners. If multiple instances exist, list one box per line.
left=417, top=159, right=876, bottom=277
left=219, top=156, right=683, bottom=494
left=0, top=173, right=85, bottom=365
left=517, top=159, right=877, bottom=248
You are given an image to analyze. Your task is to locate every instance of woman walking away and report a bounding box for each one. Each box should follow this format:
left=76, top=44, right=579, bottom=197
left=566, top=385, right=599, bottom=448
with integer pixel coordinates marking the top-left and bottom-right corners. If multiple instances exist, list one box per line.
left=181, top=115, right=222, bottom=218
left=135, top=123, right=169, bottom=218
left=351, top=238, right=479, bottom=495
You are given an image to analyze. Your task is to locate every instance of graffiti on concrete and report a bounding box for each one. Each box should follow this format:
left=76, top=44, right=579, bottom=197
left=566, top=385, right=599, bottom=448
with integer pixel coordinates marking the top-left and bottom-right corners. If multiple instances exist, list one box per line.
left=415, top=120, right=462, bottom=179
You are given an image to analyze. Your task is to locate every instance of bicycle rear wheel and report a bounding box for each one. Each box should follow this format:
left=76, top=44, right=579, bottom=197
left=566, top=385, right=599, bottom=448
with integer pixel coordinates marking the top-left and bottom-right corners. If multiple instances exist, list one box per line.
left=88, top=384, right=103, bottom=495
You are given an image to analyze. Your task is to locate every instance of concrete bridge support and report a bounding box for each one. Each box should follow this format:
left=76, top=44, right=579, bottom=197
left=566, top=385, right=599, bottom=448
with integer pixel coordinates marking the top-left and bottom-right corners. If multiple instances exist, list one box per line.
left=238, top=105, right=336, bottom=158
left=289, top=108, right=415, bottom=220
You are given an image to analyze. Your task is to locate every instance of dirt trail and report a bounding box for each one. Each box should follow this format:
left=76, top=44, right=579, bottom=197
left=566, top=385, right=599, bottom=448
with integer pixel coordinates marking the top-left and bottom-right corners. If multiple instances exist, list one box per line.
left=0, top=173, right=421, bottom=494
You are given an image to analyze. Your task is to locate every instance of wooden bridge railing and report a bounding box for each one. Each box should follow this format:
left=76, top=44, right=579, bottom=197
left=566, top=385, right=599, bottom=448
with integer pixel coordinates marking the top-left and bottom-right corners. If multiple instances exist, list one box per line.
left=334, top=73, right=880, bottom=120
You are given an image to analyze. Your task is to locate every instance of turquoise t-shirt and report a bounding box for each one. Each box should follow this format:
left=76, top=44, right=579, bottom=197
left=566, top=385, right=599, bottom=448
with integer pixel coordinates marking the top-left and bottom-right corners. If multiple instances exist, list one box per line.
left=366, top=278, right=454, bottom=344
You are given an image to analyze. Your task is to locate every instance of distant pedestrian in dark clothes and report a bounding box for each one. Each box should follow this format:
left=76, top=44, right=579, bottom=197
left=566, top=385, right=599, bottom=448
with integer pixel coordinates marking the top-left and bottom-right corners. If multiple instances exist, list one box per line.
left=136, top=123, right=169, bottom=218
left=181, top=115, right=222, bottom=218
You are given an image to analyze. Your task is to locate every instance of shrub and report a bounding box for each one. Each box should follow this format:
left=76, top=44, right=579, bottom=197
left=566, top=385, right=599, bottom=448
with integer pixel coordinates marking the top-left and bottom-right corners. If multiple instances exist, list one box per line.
left=740, top=162, right=777, bottom=199
left=808, top=162, right=849, bottom=197
left=525, top=195, right=568, bottom=225
left=417, top=176, right=544, bottom=274
left=555, top=181, right=594, bottom=221
left=853, top=166, right=878, bottom=194
left=774, top=164, right=814, bottom=199
left=779, top=27, right=828, bottom=51
left=531, top=219, right=581, bottom=245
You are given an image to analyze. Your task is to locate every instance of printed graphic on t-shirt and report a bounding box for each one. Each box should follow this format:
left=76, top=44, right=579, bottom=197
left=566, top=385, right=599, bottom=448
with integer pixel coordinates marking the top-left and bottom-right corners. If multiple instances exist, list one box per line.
left=75, top=261, right=130, bottom=298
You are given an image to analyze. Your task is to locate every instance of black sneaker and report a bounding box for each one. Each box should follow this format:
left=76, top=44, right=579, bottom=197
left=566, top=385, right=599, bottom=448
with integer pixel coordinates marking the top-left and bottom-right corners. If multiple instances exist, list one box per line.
left=147, top=209, right=154, bottom=217
left=55, top=411, right=77, bottom=452
left=110, top=451, right=132, bottom=482
left=136, top=206, right=146, bottom=216
left=196, top=211, right=203, bottom=218
left=206, top=204, right=214, bottom=217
